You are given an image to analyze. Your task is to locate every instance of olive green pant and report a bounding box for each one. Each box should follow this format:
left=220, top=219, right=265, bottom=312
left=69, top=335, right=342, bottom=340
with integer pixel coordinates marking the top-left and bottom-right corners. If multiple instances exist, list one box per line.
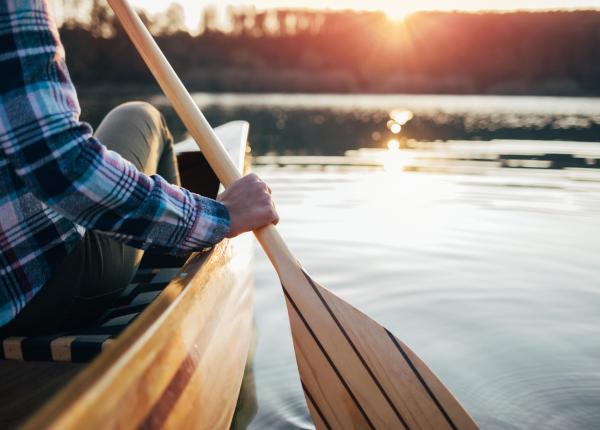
left=1, top=102, right=180, bottom=335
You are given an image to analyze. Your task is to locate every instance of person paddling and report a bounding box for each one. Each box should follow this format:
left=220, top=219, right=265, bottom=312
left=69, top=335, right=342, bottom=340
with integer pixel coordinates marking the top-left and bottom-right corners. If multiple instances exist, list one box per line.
left=0, top=0, right=278, bottom=335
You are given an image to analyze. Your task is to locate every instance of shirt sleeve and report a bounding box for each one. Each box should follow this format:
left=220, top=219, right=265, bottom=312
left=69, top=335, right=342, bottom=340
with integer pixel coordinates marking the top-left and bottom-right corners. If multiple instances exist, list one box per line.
left=0, top=0, right=230, bottom=256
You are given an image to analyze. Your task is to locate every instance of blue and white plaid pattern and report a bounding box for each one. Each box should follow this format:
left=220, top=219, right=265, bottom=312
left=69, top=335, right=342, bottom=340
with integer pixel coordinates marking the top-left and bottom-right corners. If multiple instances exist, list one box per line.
left=0, top=0, right=230, bottom=327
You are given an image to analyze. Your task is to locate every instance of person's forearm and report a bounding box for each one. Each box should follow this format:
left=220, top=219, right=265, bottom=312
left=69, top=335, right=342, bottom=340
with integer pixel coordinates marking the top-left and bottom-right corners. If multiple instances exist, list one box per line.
left=0, top=0, right=229, bottom=254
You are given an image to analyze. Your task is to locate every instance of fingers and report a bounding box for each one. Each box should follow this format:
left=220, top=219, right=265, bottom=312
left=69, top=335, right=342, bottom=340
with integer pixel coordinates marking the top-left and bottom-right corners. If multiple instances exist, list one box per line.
left=242, top=173, right=270, bottom=193
left=245, top=172, right=261, bottom=184
left=263, top=202, right=279, bottom=224
left=218, top=173, right=279, bottom=236
left=258, top=189, right=278, bottom=225
left=246, top=174, right=273, bottom=197
left=252, top=177, right=278, bottom=226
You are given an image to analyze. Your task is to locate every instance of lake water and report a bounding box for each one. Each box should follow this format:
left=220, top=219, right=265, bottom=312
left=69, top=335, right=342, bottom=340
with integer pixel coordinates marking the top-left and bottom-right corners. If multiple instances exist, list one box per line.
left=84, top=93, right=600, bottom=429
left=242, top=165, right=600, bottom=430
left=80, top=93, right=600, bottom=155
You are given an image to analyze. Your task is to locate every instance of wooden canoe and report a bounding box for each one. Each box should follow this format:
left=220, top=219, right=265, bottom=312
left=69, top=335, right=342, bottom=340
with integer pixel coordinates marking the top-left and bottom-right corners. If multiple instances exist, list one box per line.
left=0, top=121, right=255, bottom=430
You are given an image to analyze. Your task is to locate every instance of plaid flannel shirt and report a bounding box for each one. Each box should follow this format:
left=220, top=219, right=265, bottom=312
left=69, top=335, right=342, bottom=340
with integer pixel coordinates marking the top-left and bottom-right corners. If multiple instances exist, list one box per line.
left=0, top=0, right=230, bottom=326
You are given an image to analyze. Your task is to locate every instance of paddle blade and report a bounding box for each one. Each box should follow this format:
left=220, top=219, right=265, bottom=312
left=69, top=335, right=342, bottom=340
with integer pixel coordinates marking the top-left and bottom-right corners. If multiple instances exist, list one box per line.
left=282, top=271, right=478, bottom=430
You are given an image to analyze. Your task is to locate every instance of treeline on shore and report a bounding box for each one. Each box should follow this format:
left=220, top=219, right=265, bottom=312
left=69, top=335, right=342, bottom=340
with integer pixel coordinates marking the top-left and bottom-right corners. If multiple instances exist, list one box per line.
left=60, top=1, right=600, bottom=95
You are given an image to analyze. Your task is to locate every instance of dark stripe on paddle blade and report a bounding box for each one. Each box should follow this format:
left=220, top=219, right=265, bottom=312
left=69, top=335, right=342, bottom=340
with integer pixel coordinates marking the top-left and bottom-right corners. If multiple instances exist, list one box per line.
left=385, top=329, right=458, bottom=430
left=282, top=285, right=376, bottom=430
left=301, top=270, right=411, bottom=430
left=302, top=381, right=333, bottom=430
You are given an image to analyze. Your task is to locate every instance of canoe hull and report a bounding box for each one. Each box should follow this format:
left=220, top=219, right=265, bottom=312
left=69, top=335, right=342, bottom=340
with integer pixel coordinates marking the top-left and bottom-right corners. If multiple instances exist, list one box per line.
left=15, top=121, right=254, bottom=430
left=21, top=236, right=254, bottom=430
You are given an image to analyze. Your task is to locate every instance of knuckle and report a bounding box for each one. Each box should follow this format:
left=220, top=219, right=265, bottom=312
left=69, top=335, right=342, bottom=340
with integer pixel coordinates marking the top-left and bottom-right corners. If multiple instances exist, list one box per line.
left=260, top=209, right=270, bottom=221
left=256, top=184, right=267, bottom=196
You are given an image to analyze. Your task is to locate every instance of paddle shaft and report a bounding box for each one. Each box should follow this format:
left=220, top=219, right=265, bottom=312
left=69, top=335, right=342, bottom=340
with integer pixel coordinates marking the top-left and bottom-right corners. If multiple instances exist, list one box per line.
left=107, top=0, right=295, bottom=276
left=108, top=3, right=480, bottom=428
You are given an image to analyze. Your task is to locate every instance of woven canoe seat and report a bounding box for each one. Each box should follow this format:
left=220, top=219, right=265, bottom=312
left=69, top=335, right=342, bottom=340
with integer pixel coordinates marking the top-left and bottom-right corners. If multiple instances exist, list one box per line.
left=0, top=253, right=192, bottom=363
left=0, top=130, right=225, bottom=365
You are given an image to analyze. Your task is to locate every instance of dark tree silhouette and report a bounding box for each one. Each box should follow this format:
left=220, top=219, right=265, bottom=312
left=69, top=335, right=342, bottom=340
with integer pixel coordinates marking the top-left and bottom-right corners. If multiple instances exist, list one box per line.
left=57, top=2, right=600, bottom=95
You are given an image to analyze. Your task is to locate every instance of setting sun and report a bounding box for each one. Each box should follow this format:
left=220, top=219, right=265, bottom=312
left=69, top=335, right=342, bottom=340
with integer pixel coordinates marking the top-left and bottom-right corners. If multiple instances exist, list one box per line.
left=382, top=6, right=411, bottom=21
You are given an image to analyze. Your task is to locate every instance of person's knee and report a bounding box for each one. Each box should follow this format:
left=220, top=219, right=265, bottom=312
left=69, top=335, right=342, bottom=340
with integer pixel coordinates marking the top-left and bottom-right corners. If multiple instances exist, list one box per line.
left=108, top=101, right=163, bottom=131
left=105, top=101, right=173, bottom=151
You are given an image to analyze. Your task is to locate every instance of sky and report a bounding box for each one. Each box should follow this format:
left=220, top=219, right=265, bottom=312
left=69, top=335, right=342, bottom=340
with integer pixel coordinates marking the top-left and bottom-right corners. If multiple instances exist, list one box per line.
left=131, top=0, right=600, bottom=29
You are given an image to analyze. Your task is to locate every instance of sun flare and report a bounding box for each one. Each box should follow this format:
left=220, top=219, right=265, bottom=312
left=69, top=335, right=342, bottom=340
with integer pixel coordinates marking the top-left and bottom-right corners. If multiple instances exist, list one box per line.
left=382, top=6, right=412, bottom=21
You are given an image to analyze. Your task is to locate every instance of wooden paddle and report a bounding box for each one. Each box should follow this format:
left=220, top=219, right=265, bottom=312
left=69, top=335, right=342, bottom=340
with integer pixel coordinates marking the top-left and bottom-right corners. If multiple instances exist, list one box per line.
left=107, top=1, right=479, bottom=428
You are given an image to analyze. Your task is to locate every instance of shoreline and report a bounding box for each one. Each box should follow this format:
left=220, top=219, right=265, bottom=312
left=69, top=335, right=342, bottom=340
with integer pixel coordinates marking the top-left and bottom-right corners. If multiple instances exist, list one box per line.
left=76, top=84, right=600, bottom=99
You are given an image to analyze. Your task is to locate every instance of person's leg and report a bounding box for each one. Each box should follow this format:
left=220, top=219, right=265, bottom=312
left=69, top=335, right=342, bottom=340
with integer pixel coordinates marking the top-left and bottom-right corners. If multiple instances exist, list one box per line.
left=89, top=101, right=180, bottom=271
left=96, top=101, right=180, bottom=185
left=0, top=102, right=180, bottom=335
left=66, top=101, right=182, bottom=324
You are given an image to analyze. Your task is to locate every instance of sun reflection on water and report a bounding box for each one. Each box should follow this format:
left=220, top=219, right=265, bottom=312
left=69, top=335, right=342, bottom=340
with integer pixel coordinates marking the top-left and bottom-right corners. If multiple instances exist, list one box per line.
left=383, top=138, right=407, bottom=172
left=390, top=109, right=414, bottom=125
left=382, top=108, right=415, bottom=172
left=386, top=109, right=414, bottom=136
left=389, top=122, right=402, bottom=134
